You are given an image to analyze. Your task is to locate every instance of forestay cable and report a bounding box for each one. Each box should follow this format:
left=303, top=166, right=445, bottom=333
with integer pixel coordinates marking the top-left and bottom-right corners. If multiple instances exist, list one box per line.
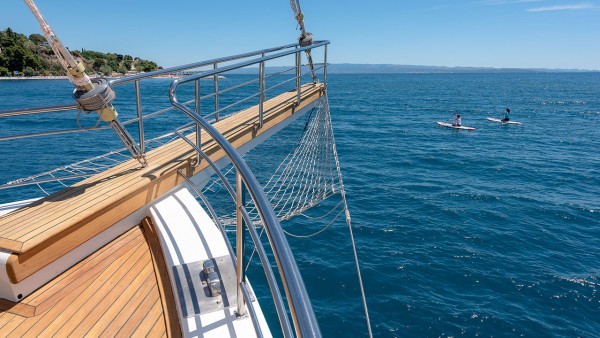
left=289, top=0, right=318, bottom=83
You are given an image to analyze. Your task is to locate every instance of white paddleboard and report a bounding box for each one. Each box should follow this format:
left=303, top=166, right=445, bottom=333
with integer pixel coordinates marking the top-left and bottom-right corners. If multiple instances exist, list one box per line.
left=487, top=117, right=522, bottom=125
left=437, top=121, right=475, bottom=130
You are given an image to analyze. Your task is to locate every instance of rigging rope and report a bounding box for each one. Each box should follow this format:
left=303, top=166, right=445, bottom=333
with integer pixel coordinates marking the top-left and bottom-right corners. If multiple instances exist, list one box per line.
left=23, top=0, right=92, bottom=89
left=326, top=97, right=374, bottom=338
left=289, top=0, right=318, bottom=83
left=212, top=93, right=373, bottom=337
left=23, top=0, right=147, bottom=167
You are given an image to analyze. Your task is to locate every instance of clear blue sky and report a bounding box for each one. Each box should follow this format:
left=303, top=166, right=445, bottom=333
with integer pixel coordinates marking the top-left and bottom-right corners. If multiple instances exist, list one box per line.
left=2, top=0, right=599, bottom=70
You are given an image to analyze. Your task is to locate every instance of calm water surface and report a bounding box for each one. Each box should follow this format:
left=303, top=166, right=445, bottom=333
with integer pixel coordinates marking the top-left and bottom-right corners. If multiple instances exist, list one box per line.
left=0, top=73, right=599, bottom=337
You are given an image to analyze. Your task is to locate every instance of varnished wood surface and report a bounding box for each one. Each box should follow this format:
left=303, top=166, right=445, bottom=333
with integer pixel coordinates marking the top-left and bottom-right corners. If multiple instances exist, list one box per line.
left=0, top=83, right=324, bottom=283
left=0, top=225, right=180, bottom=337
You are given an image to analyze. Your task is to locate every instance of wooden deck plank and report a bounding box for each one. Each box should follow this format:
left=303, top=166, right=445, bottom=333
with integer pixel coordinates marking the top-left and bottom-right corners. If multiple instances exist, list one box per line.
left=0, top=299, right=35, bottom=317
left=130, top=299, right=165, bottom=337
left=0, top=84, right=309, bottom=234
left=7, top=243, right=148, bottom=337
left=0, top=84, right=320, bottom=240
left=57, top=265, right=154, bottom=337
left=0, top=225, right=172, bottom=337
left=103, top=285, right=160, bottom=337
left=25, top=226, right=141, bottom=309
left=109, top=297, right=161, bottom=337
left=0, top=83, right=323, bottom=283
left=0, top=315, right=25, bottom=338
left=148, top=318, right=169, bottom=338
left=142, top=217, right=181, bottom=337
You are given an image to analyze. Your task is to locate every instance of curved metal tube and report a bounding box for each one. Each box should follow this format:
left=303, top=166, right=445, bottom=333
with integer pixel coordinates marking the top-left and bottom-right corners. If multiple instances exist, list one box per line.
left=174, top=130, right=295, bottom=337
left=170, top=76, right=322, bottom=337
left=175, top=41, right=328, bottom=85
left=109, top=42, right=302, bottom=85
left=0, top=103, right=78, bottom=118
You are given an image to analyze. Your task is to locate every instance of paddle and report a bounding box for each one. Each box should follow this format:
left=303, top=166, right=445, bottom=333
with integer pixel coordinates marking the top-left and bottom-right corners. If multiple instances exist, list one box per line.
left=445, top=112, right=457, bottom=122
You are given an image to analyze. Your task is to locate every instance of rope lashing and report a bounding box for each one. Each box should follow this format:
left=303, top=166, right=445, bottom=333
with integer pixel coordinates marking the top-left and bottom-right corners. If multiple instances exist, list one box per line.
left=23, top=0, right=147, bottom=167
left=289, top=0, right=317, bottom=82
left=73, top=78, right=118, bottom=122
left=74, top=78, right=116, bottom=110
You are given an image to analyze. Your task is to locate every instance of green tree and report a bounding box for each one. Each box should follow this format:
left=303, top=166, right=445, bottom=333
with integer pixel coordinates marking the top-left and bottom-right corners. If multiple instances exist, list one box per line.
left=28, top=33, right=46, bottom=45
left=23, top=66, right=36, bottom=76
left=99, top=65, right=113, bottom=76
left=1, top=28, right=161, bottom=77
left=3, top=45, right=26, bottom=72
left=107, top=59, right=119, bottom=72
left=50, top=63, right=63, bottom=75
left=0, top=67, right=9, bottom=76
left=135, top=60, right=158, bottom=72
left=23, top=52, right=45, bottom=71
left=0, top=53, right=7, bottom=69
left=123, top=59, right=132, bottom=70
left=92, top=58, right=106, bottom=71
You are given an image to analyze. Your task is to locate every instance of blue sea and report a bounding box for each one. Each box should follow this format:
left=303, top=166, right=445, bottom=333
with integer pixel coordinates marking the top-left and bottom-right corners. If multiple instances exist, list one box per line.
left=1, top=73, right=599, bottom=337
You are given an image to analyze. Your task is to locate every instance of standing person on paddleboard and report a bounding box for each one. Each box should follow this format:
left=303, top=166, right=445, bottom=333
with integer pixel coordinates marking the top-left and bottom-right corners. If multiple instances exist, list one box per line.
left=502, top=108, right=510, bottom=122
left=453, top=114, right=462, bottom=127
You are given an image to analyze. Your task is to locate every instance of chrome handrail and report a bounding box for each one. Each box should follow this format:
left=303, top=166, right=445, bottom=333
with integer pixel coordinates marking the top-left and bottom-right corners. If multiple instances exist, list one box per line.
left=175, top=135, right=295, bottom=336
left=169, top=41, right=328, bottom=337
left=109, top=42, right=301, bottom=85
left=0, top=41, right=328, bottom=142
left=0, top=41, right=329, bottom=337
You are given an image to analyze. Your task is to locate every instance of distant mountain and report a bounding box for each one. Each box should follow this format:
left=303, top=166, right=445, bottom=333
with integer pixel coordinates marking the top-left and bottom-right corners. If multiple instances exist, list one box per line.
left=229, top=63, right=597, bottom=75
left=326, top=63, right=597, bottom=74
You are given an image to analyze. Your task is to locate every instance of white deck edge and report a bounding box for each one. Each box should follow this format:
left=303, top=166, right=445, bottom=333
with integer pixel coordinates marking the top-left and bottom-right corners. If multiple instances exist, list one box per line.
left=150, top=187, right=273, bottom=338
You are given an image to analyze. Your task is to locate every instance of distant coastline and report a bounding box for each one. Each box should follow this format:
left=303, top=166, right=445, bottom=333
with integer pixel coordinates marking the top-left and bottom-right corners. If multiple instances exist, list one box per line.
left=325, top=63, right=600, bottom=74
left=2, top=64, right=598, bottom=81
left=0, top=74, right=226, bottom=81
left=229, top=63, right=600, bottom=74
left=0, top=76, right=68, bottom=80
left=0, top=74, right=184, bottom=81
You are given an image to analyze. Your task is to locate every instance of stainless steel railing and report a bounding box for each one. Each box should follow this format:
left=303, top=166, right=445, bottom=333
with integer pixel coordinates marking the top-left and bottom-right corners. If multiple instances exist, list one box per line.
left=169, top=41, right=328, bottom=338
left=0, top=41, right=329, bottom=337
left=0, top=41, right=327, bottom=142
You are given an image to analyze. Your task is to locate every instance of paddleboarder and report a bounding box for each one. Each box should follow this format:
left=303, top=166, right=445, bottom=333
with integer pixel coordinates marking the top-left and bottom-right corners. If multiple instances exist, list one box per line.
left=502, top=108, right=510, bottom=122
left=453, top=114, right=462, bottom=127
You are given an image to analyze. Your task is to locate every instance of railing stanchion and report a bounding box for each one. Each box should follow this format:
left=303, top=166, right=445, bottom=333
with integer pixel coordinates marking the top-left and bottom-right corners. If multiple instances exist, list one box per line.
left=195, top=79, right=201, bottom=165
left=259, top=60, right=265, bottom=128
left=134, top=80, right=145, bottom=155
left=236, top=170, right=247, bottom=317
left=296, top=51, right=301, bottom=105
left=324, top=45, right=328, bottom=92
left=214, top=63, right=220, bottom=121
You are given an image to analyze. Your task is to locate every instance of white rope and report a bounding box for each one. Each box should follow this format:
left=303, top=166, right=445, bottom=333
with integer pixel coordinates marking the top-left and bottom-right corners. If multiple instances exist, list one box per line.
left=3, top=130, right=181, bottom=193
left=212, top=93, right=373, bottom=337
left=24, top=0, right=92, bottom=88
left=325, top=96, right=373, bottom=337
left=289, top=0, right=304, bottom=31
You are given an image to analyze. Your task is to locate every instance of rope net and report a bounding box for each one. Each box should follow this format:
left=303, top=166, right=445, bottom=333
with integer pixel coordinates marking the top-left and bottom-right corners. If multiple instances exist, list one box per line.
left=207, top=95, right=343, bottom=228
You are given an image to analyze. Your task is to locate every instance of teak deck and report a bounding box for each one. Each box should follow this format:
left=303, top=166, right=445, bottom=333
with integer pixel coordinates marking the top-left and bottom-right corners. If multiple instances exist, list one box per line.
left=0, top=83, right=324, bottom=283
left=0, top=223, right=180, bottom=337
